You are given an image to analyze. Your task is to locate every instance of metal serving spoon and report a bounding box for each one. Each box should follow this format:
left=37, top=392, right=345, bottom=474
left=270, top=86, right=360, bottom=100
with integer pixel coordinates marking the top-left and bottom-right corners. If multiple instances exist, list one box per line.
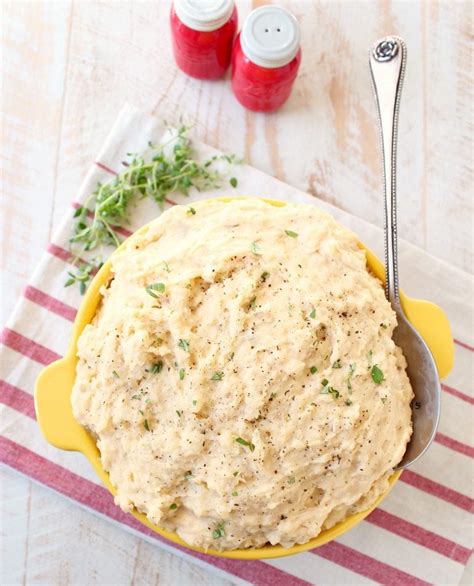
left=369, top=37, right=441, bottom=469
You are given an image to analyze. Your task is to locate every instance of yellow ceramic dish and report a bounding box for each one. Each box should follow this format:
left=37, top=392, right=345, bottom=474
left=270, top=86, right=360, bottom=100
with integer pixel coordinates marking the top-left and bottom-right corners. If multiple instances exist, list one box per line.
left=34, top=197, right=454, bottom=559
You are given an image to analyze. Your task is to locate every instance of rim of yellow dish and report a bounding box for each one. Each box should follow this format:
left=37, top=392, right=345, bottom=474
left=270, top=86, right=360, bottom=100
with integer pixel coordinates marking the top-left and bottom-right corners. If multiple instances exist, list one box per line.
left=35, top=196, right=454, bottom=559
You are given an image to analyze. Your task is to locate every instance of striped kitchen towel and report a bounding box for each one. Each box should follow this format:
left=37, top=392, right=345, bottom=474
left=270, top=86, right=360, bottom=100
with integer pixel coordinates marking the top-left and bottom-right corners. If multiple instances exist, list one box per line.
left=1, top=104, right=472, bottom=586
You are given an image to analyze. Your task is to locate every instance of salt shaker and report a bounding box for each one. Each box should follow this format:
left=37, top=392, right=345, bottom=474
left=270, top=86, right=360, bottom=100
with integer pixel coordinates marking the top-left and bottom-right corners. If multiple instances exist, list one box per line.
left=231, top=6, right=301, bottom=112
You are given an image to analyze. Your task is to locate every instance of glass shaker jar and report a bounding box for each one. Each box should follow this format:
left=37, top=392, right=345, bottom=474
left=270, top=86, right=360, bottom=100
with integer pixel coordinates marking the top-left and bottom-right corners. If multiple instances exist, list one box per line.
left=170, top=0, right=238, bottom=80
left=231, top=5, right=301, bottom=112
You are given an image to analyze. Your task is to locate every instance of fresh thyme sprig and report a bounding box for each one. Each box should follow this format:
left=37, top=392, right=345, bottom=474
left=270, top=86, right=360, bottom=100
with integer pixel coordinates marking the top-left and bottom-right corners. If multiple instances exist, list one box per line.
left=66, top=125, right=238, bottom=292
left=64, top=257, right=103, bottom=295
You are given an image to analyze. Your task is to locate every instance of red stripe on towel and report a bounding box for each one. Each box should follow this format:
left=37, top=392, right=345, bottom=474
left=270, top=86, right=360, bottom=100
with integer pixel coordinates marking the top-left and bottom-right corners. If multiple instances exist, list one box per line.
left=0, top=328, right=61, bottom=366
left=401, top=470, right=473, bottom=513
left=366, top=508, right=472, bottom=564
left=441, top=383, right=474, bottom=405
left=0, top=381, right=36, bottom=419
left=435, top=432, right=474, bottom=459
left=24, top=286, right=77, bottom=322
left=454, top=338, right=474, bottom=352
left=314, top=540, right=430, bottom=586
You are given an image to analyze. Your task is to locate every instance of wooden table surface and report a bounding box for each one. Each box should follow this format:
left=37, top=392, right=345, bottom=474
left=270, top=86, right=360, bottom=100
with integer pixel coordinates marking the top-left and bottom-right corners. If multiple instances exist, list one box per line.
left=1, top=1, right=472, bottom=584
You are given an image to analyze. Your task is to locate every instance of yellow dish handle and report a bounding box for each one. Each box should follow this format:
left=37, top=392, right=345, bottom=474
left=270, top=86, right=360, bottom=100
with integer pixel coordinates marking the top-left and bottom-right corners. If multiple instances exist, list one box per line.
left=34, top=357, right=88, bottom=451
left=34, top=353, right=116, bottom=494
left=402, top=297, right=453, bottom=379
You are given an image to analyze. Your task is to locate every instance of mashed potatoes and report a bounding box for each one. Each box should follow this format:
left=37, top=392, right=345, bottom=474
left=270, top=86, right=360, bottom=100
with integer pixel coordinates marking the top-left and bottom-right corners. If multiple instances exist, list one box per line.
left=71, top=198, right=413, bottom=550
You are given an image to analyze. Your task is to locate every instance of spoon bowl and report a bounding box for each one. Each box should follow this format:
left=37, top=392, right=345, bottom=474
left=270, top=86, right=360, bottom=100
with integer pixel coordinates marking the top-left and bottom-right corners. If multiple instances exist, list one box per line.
left=393, top=310, right=441, bottom=467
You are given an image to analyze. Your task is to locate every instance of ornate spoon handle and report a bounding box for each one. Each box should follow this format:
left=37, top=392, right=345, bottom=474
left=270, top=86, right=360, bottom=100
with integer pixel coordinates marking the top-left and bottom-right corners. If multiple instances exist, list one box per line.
left=369, top=37, right=407, bottom=309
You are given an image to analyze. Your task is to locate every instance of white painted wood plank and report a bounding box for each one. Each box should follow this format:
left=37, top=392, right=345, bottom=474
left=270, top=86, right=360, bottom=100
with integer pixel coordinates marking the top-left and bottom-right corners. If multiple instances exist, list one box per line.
left=0, top=0, right=73, bottom=325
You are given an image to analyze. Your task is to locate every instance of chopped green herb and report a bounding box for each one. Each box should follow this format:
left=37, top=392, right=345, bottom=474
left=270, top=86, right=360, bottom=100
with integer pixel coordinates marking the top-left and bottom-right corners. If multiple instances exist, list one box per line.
left=229, top=352, right=235, bottom=360
left=131, top=394, right=141, bottom=400
left=321, top=387, right=340, bottom=399
left=73, top=206, right=84, bottom=219
left=231, top=490, right=238, bottom=497
left=235, top=437, right=255, bottom=452
left=310, top=366, right=318, bottom=375
left=144, top=419, right=150, bottom=431
left=178, top=338, right=190, bottom=352
left=270, top=392, right=277, bottom=398
left=192, top=399, right=197, bottom=406
left=321, top=378, right=329, bottom=387
left=371, top=365, right=384, bottom=384
left=248, top=295, right=257, bottom=309
left=347, top=362, right=356, bottom=392
left=146, top=282, right=165, bottom=298
left=187, top=207, right=196, bottom=215
left=321, top=380, right=340, bottom=399
left=211, top=371, right=224, bottom=381
left=232, top=471, right=239, bottom=477
left=212, top=522, right=225, bottom=539
left=345, top=399, right=353, bottom=406
left=162, top=261, right=171, bottom=273
left=138, top=409, right=144, bottom=415
left=251, top=241, right=261, bottom=255
left=176, top=410, right=182, bottom=417
left=309, top=308, right=316, bottom=319
left=310, top=402, right=317, bottom=407
left=230, top=177, right=238, bottom=188
left=184, top=471, right=193, bottom=480
left=285, top=230, right=298, bottom=238
left=64, top=259, right=102, bottom=294
left=288, top=477, right=296, bottom=484
left=381, top=396, right=388, bottom=404
left=179, top=368, right=185, bottom=380
left=332, top=360, right=342, bottom=369
left=147, top=361, right=163, bottom=374
left=152, top=337, right=163, bottom=347
left=112, top=370, right=120, bottom=379
left=381, top=323, right=388, bottom=329
left=260, top=271, right=270, bottom=282
left=169, top=503, right=177, bottom=510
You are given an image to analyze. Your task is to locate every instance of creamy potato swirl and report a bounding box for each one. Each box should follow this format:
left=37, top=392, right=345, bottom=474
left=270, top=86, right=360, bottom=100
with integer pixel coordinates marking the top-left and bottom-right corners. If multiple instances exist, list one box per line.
left=72, top=199, right=413, bottom=550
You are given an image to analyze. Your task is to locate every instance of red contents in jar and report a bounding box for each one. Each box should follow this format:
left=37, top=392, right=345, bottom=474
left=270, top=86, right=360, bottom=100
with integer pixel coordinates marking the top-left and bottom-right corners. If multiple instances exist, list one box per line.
left=170, top=5, right=238, bottom=80
left=231, top=33, right=301, bottom=112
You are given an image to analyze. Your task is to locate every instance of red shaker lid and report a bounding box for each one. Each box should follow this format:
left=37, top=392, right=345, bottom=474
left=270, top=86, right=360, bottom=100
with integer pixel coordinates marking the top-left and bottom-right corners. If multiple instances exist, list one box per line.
left=241, top=5, right=300, bottom=69
left=174, top=0, right=235, bottom=32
